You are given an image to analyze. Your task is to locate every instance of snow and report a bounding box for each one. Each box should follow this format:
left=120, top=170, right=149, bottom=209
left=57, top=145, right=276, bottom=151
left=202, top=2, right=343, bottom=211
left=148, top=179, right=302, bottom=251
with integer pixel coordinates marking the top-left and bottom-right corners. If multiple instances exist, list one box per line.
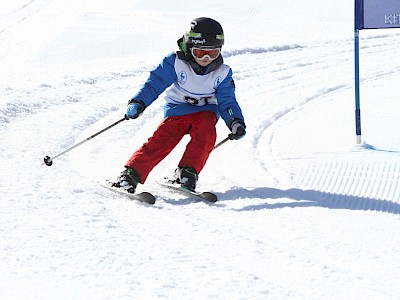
left=1, top=0, right=400, bottom=299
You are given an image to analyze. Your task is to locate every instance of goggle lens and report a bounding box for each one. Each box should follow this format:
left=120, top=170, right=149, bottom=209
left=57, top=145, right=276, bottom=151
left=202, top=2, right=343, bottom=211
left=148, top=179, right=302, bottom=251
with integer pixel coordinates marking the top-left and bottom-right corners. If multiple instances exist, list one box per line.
left=191, top=47, right=220, bottom=60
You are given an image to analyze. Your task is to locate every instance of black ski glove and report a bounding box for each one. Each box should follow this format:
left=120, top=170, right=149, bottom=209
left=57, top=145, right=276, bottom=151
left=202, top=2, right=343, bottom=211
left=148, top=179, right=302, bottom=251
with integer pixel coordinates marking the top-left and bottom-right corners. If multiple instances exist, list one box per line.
left=229, top=119, right=246, bottom=140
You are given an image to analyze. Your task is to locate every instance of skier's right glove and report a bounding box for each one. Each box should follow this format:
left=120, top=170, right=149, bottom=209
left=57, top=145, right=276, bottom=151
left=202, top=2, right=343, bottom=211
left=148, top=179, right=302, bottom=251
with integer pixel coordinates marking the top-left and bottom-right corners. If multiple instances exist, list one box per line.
left=229, top=119, right=246, bottom=140
left=125, top=100, right=145, bottom=119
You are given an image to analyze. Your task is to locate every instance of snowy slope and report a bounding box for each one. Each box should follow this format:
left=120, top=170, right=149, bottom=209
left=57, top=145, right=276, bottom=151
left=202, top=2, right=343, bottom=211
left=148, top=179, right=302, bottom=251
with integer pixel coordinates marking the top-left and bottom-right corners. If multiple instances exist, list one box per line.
left=1, top=0, right=400, bottom=299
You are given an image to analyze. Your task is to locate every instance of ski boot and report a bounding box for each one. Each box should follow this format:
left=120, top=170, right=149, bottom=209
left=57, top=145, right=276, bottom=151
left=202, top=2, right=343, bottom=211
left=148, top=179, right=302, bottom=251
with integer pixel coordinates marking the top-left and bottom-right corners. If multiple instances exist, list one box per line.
left=112, top=167, right=141, bottom=194
left=173, top=166, right=198, bottom=192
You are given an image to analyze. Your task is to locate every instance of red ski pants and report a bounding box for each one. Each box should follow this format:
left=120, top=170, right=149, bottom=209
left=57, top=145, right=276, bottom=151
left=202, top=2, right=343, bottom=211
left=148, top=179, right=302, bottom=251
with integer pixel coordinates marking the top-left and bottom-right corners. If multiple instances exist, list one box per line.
left=125, top=111, right=217, bottom=183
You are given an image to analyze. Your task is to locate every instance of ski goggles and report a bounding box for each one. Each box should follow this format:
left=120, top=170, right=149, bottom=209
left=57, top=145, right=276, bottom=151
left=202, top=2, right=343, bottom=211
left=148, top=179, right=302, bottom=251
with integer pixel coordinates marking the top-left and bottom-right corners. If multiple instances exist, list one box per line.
left=190, top=47, right=221, bottom=60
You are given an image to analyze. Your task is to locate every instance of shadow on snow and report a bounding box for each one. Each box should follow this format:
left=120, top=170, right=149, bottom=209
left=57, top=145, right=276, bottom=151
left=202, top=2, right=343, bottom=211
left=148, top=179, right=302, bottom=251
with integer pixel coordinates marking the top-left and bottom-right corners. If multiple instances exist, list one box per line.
left=218, top=187, right=400, bottom=214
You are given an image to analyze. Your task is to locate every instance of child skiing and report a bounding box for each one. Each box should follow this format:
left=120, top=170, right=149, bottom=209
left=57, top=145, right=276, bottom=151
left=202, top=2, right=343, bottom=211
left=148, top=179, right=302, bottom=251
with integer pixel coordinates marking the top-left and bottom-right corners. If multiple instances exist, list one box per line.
left=112, top=17, right=246, bottom=193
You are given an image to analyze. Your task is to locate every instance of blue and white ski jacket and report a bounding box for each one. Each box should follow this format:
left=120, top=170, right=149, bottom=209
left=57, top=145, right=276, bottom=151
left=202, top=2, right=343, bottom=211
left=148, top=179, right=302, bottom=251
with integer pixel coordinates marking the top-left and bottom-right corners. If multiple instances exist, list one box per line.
left=132, top=52, right=245, bottom=128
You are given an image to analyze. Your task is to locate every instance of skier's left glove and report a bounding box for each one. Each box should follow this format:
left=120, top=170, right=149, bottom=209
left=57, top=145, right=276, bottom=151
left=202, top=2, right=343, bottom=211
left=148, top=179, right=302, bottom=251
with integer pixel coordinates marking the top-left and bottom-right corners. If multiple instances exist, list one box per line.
left=229, top=119, right=246, bottom=140
left=125, top=99, right=145, bottom=120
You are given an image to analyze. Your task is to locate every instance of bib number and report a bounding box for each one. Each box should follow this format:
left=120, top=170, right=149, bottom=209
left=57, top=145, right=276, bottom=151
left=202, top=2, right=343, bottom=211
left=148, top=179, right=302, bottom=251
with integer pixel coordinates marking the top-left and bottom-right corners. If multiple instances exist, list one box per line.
left=184, top=96, right=211, bottom=106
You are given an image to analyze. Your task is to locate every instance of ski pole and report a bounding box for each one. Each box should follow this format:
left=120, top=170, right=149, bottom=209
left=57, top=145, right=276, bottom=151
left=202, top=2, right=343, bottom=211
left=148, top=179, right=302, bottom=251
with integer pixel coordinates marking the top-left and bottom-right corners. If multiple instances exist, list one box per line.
left=43, top=116, right=128, bottom=166
left=213, top=135, right=232, bottom=150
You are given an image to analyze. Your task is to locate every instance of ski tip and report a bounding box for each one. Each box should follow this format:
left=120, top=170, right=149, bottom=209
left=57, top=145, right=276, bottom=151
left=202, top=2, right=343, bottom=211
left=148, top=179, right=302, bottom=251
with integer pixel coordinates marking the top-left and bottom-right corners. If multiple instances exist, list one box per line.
left=200, top=192, right=218, bottom=203
left=140, top=192, right=156, bottom=205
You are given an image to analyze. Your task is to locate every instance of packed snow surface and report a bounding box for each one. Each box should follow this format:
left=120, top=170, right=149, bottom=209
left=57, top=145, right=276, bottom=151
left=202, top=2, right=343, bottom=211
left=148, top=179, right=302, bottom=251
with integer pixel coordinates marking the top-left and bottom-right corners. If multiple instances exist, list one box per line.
left=1, top=0, right=400, bottom=299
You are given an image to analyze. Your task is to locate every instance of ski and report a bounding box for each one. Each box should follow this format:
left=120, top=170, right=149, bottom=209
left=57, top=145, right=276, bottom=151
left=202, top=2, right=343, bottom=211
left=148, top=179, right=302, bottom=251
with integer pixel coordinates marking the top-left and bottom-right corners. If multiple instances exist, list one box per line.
left=99, top=180, right=156, bottom=205
left=159, top=180, right=218, bottom=203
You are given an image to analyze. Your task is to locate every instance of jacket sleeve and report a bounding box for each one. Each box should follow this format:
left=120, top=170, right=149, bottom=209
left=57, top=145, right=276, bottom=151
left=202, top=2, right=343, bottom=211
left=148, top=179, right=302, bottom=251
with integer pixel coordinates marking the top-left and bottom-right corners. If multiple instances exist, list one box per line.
left=216, top=68, right=245, bottom=128
left=131, top=53, right=177, bottom=107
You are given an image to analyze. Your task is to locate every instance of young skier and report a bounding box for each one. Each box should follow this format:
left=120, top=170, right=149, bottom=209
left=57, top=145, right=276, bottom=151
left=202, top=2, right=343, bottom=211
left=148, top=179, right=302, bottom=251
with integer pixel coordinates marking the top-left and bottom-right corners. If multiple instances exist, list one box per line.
left=112, top=17, right=246, bottom=193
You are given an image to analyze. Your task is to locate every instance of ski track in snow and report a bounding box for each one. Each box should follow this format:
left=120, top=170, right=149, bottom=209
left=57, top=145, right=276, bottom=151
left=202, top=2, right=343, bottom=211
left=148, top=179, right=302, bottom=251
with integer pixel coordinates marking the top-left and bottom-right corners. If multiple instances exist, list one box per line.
left=245, top=37, right=400, bottom=212
left=0, top=0, right=55, bottom=35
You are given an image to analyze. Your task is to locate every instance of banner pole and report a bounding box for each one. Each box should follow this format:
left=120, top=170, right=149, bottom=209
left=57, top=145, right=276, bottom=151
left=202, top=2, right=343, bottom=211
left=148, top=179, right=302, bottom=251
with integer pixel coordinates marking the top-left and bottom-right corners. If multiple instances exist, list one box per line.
left=354, top=17, right=362, bottom=144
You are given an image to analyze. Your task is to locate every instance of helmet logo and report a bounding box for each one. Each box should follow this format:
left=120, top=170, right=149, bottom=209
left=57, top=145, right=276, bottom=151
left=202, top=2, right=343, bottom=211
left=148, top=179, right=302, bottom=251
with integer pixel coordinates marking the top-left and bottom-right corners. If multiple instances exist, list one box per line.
left=190, top=20, right=198, bottom=28
left=192, top=39, right=207, bottom=45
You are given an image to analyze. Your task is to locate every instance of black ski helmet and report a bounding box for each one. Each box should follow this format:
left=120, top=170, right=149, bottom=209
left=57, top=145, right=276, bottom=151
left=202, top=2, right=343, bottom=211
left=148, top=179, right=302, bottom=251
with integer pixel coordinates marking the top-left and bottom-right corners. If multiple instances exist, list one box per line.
left=181, top=17, right=224, bottom=52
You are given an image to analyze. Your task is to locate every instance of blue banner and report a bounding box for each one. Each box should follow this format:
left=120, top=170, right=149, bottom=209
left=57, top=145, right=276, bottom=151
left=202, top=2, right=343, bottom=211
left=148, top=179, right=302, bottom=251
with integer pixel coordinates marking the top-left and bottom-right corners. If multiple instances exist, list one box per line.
left=356, top=0, right=400, bottom=29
